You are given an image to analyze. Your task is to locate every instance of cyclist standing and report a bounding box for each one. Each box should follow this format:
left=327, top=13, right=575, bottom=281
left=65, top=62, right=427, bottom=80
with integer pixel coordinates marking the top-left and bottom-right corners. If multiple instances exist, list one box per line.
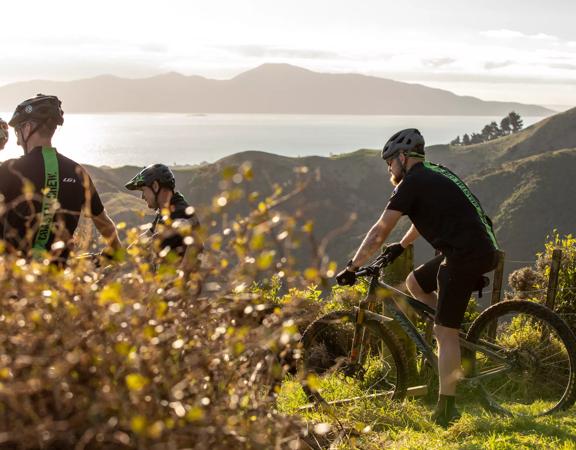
left=336, top=128, right=499, bottom=427
left=0, top=94, right=121, bottom=264
left=125, top=164, right=203, bottom=289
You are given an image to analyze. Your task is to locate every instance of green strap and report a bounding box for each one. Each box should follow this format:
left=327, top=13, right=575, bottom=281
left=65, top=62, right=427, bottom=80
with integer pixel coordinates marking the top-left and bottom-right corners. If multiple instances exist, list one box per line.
left=33, top=147, right=60, bottom=252
left=423, top=161, right=499, bottom=249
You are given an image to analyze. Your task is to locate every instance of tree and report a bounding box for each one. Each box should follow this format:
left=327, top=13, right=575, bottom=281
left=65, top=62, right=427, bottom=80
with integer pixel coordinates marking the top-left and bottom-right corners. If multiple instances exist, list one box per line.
left=508, top=111, right=523, bottom=133
left=470, top=133, right=483, bottom=144
left=500, top=116, right=511, bottom=135
left=450, top=136, right=461, bottom=146
left=481, top=124, right=492, bottom=142
left=462, top=134, right=471, bottom=145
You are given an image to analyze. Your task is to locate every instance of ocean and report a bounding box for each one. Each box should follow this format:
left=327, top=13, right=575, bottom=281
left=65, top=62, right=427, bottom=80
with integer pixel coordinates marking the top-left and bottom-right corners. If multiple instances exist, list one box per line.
left=0, top=113, right=547, bottom=167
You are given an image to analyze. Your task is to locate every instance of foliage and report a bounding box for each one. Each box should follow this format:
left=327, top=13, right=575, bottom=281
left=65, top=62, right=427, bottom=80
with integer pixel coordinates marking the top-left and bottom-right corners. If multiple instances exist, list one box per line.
left=0, top=163, right=342, bottom=449
left=451, top=111, right=524, bottom=146
left=507, top=232, right=576, bottom=330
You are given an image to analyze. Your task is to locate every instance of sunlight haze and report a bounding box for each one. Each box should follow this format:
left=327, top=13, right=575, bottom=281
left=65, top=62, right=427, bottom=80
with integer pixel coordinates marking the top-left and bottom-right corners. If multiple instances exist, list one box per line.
left=0, top=0, right=575, bottom=107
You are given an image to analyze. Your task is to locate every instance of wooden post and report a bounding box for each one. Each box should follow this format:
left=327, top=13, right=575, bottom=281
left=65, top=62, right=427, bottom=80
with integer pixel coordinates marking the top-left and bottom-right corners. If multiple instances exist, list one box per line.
left=545, top=249, right=562, bottom=310
left=490, top=250, right=506, bottom=306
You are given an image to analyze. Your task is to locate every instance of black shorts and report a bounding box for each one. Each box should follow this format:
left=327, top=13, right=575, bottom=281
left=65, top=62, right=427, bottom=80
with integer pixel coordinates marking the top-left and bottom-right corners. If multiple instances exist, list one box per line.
left=413, top=252, right=498, bottom=328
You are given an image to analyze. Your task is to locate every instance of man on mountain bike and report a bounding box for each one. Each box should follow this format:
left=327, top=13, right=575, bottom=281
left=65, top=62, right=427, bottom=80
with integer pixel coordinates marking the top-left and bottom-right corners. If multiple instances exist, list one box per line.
left=336, top=128, right=499, bottom=427
left=0, top=94, right=121, bottom=264
left=0, top=118, right=8, bottom=150
left=125, top=164, right=203, bottom=289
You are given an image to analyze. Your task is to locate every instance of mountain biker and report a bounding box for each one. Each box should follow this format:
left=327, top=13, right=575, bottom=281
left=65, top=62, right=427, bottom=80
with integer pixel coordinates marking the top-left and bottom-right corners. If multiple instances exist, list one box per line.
left=336, top=128, right=499, bottom=427
left=0, top=118, right=8, bottom=150
left=125, top=164, right=203, bottom=289
left=0, top=94, right=121, bottom=264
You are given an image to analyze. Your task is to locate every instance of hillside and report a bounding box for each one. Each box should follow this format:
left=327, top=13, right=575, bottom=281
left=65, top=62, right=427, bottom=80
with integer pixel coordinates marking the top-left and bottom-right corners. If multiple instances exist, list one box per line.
left=428, top=106, right=576, bottom=177
left=0, top=64, right=552, bottom=116
left=85, top=107, right=576, bottom=273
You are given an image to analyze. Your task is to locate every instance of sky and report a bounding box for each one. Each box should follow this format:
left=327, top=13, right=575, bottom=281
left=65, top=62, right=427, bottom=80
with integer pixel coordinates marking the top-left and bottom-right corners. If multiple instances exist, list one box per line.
left=1, top=0, right=575, bottom=108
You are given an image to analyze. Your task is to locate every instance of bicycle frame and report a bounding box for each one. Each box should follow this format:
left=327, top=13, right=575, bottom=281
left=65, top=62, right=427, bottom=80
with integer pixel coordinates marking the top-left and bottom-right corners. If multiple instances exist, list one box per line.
left=348, top=272, right=512, bottom=383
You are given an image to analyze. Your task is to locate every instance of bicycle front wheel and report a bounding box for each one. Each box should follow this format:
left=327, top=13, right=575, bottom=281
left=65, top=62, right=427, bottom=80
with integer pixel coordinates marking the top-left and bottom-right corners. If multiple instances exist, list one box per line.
left=465, top=300, right=576, bottom=416
left=301, top=310, right=408, bottom=407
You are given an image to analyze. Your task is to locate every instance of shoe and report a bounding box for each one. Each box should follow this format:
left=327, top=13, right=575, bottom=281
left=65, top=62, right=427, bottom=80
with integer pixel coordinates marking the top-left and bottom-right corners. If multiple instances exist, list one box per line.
left=431, top=406, right=461, bottom=428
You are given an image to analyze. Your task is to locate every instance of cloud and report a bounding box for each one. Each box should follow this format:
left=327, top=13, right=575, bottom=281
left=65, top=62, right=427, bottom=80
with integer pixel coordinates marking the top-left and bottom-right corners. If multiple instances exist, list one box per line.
left=480, top=29, right=559, bottom=41
left=139, top=43, right=168, bottom=53
left=221, top=45, right=341, bottom=60
left=423, top=58, right=456, bottom=68
left=484, top=60, right=515, bottom=70
left=384, top=70, right=576, bottom=86
left=547, top=63, right=576, bottom=70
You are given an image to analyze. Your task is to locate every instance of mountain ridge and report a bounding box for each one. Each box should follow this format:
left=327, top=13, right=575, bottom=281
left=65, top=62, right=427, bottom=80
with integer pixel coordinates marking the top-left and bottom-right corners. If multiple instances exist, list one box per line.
left=0, top=63, right=553, bottom=116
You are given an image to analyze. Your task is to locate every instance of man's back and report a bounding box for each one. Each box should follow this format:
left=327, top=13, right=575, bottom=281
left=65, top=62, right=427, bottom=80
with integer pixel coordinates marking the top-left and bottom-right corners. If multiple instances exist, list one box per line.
left=386, top=161, right=498, bottom=259
left=0, top=146, right=104, bottom=258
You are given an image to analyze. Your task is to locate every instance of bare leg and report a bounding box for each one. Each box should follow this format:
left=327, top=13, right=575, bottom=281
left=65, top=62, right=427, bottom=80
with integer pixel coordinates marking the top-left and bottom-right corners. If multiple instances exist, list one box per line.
left=434, top=324, right=462, bottom=395
left=406, top=271, right=437, bottom=308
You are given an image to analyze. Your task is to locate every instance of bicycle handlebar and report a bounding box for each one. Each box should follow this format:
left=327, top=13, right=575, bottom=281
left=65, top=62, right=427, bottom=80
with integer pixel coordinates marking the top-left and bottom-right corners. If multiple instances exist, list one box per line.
left=355, top=256, right=393, bottom=278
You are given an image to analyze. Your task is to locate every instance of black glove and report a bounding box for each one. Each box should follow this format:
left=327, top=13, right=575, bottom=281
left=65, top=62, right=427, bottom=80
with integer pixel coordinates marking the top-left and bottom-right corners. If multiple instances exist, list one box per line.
left=336, top=267, right=357, bottom=286
left=376, top=243, right=405, bottom=266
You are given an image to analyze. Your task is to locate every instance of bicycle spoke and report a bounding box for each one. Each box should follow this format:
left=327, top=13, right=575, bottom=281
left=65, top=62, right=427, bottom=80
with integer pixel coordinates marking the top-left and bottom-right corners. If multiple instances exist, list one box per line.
left=465, top=301, right=576, bottom=417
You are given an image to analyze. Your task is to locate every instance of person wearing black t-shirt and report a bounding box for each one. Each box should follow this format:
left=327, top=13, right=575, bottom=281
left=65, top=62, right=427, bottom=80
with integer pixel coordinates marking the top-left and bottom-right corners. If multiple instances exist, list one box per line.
left=0, top=95, right=121, bottom=263
left=125, top=164, right=203, bottom=288
left=336, top=128, right=499, bottom=427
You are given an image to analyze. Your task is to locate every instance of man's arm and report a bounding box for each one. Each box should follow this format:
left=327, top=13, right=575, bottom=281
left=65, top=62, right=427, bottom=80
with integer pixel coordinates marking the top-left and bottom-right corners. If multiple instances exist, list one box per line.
left=400, top=224, right=420, bottom=248
left=91, top=210, right=121, bottom=251
left=349, top=209, right=403, bottom=269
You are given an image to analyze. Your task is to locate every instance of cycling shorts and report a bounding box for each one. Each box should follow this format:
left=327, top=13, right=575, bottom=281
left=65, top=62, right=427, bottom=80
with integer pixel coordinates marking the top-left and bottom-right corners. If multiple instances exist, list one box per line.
left=413, top=251, right=498, bottom=328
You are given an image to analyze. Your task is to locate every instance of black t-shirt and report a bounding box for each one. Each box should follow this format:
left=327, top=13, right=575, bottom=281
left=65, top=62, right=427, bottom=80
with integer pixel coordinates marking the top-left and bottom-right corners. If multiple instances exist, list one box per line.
left=0, top=147, right=104, bottom=259
left=386, top=161, right=498, bottom=259
left=150, top=192, right=200, bottom=258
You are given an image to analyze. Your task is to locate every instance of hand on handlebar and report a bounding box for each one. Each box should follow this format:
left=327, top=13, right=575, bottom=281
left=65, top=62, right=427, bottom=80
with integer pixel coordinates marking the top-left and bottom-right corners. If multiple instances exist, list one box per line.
left=336, top=267, right=357, bottom=286
left=375, top=242, right=404, bottom=267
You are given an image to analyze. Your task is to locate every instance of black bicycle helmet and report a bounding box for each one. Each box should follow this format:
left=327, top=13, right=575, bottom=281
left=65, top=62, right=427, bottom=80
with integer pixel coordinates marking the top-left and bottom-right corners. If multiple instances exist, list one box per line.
left=381, top=128, right=425, bottom=160
left=8, top=94, right=64, bottom=128
left=125, top=164, right=176, bottom=191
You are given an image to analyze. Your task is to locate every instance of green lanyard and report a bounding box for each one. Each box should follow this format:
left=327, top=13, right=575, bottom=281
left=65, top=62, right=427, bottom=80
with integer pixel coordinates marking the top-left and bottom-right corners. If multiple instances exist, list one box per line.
left=33, top=147, right=60, bottom=253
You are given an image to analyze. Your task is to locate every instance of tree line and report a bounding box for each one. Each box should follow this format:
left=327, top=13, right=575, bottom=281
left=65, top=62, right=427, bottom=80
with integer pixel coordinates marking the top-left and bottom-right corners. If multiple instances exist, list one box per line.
left=451, top=111, right=524, bottom=146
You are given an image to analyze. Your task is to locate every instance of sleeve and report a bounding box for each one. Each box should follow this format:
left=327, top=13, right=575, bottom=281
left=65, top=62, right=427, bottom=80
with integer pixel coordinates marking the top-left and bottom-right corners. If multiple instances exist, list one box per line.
left=88, top=182, right=105, bottom=217
left=77, top=166, right=104, bottom=217
left=385, top=178, right=416, bottom=215
left=188, top=211, right=200, bottom=229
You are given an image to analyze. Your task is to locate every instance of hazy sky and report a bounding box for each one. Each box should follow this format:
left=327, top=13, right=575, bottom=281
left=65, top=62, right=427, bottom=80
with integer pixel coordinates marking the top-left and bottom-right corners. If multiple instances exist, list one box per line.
left=1, top=0, right=575, bottom=107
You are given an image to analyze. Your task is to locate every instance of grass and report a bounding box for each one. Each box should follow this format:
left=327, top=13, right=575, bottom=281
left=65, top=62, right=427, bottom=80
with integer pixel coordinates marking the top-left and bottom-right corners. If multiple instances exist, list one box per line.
left=277, top=378, right=576, bottom=449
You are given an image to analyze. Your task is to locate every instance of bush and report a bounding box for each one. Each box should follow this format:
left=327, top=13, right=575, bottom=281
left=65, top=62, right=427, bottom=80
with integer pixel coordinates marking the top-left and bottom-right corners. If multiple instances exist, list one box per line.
left=507, top=232, right=576, bottom=330
left=0, top=164, right=337, bottom=449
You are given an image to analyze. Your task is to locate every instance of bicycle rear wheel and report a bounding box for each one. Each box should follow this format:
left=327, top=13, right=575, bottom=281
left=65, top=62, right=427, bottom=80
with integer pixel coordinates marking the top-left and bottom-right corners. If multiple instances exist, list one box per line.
left=301, top=310, right=408, bottom=407
left=464, top=300, right=576, bottom=416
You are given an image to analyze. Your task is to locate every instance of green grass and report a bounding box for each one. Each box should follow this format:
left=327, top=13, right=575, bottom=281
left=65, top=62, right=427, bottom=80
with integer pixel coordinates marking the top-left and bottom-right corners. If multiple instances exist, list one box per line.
left=277, top=379, right=576, bottom=449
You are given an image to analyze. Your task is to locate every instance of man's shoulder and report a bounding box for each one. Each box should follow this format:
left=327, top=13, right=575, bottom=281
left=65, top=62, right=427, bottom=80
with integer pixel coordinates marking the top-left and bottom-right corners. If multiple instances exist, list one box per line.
left=171, top=194, right=200, bottom=227
left=55, top=151, right=84, bottom=171
left=0, top=158, right=19, bottom=171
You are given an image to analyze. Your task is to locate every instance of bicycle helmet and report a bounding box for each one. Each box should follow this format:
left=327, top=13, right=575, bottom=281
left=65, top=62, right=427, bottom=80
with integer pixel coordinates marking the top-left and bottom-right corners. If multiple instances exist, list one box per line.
left=0, top=118, right=8, bottom=149
left=381, top=128, right=425, bottom=161
left=9, top=94, right=64, bottom=129
left=125, top=164, right=176, bottom=191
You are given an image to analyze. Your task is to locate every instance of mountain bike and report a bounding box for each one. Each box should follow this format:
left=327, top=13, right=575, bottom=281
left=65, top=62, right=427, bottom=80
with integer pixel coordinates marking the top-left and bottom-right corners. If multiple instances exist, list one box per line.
left=300, top=257, right=576, bottom=417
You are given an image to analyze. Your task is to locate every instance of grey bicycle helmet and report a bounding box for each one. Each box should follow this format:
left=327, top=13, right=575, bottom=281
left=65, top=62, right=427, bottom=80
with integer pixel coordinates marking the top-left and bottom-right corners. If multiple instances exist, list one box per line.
left=9, top=94, right=64, bottom=128
left=125, top=164, right=176, bottom=191
left=381, top=128, right=425, bottom=160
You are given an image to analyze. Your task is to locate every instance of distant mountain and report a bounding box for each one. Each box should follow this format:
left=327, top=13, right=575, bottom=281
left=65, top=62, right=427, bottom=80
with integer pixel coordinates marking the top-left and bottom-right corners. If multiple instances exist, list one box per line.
left=0, top=64, right=553, bottom=116
left=86, top=107, right=575, bottom=278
